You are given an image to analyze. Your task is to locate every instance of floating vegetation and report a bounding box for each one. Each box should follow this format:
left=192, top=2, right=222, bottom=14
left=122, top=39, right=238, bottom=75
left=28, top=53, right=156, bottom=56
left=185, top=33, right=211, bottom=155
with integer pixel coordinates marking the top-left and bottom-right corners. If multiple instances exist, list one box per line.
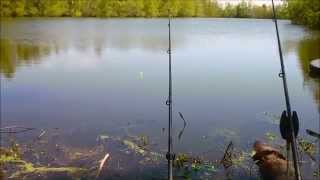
left=219, top=141, right=261, bottom=179
left=260, top=111, right=281, bottom=125
left=0, top=148, right=88, bottom=180
left=96, top=134, right=110, bottom=144
left=173, top=153, right=217, bottom=179
left=121, top=137, right=164, bottom=164
left=1, top=126, right=318, bottom=179
left=174, top=153, right=189, bottom=168
left=207, top=128, right=239, bottom=143
left=138, top=135, right=149, bottom=146
left=298, top=138, right=317, bottom=161
left=122, top=139, right=146, bottom=156
left=2, top=132, right=112, bottom=179
left=265, top=132, right=277, bottom=142
left=7, top=140, right=22, bottom=160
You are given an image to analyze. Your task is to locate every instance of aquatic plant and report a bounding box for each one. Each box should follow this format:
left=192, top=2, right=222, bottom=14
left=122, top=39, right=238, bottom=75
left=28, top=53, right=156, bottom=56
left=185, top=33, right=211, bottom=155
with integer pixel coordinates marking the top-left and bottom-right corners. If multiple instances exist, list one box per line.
left=174, top=153, right=217, bottom=179
left=1, top=148, right=88, bottom=179
left=297, top=138, right=317, bottom=161
left=261, top=112, right=281, bottom=125
left=265, top=132, right=277, bottom=142
left=122, top=139, right=146, bottom=156
left=174, top=153, right=189, bottom=168
left=139, top=135, right=149, bottom=146
left=1, top=126, right=318, bottom=179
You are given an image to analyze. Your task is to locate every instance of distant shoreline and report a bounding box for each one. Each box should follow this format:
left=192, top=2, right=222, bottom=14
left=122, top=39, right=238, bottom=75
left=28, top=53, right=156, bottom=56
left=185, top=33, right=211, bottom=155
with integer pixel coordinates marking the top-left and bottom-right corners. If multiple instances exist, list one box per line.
left=0, top=15, right=288, bottom=19
left=1, top=0, right=318, bottom=29
left=0, top=0, right=287, bottom=19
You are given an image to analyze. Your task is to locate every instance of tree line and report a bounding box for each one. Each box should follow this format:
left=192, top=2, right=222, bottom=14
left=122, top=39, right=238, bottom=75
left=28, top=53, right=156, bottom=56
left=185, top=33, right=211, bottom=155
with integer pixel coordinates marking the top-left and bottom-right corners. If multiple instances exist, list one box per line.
left=1, top=0, right=319, bottom=29
left=0, top=0, right=288, bottom=19
left=287, top=0, right=320, bottom=29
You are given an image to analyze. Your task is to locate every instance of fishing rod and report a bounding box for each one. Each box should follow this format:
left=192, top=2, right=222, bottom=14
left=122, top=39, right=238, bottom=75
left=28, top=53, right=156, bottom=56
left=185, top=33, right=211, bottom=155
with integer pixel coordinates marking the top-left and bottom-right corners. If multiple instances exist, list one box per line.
left=165, top=15, right=175, bottom=180
left=271, top=0, right=301, bottom=179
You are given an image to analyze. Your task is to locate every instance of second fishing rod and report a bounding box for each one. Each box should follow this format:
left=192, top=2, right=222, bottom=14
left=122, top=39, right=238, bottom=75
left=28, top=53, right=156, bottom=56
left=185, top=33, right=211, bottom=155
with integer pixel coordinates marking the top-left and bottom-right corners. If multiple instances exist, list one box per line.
left=166, top=15, right=174, bottom=180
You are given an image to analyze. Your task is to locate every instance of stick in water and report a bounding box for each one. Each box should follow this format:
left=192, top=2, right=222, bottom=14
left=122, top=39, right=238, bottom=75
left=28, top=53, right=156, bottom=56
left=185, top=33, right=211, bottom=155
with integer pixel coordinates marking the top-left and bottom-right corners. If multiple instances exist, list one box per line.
left=96, top=153, right=110, bottom=178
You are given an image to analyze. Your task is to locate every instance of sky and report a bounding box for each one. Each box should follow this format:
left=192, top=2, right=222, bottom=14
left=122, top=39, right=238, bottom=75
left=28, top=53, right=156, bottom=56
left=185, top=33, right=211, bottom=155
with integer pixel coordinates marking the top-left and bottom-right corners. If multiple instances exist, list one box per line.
left=216, top=0, right=284, bottom=7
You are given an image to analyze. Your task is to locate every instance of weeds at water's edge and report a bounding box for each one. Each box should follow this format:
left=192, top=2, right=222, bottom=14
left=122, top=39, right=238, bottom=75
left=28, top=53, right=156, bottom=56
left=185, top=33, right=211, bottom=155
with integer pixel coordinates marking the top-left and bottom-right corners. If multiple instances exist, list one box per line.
left=0, top=147, right=88, bottom=179
left=0, top=128, right=318, bottom=179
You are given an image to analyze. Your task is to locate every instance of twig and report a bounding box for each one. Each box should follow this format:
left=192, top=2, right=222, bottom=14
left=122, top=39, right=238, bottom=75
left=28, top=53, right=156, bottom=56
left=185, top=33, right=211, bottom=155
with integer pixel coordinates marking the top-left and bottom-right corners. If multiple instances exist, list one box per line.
left=38, top=129, right=46, bottom=139
left=221, top=141, right=234, bottom=169
left=0, top=126, right=35, bottom=133
left=96, top=153, right=110, bottom=179
left=306, top=129, right=320, bottom=139
left=178, top=112, right=187, bottom=140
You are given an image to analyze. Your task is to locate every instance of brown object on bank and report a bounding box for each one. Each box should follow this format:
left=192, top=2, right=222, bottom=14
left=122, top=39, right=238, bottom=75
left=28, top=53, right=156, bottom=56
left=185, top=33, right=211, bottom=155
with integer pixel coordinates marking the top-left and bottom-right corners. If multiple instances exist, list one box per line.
left=252, top=141, right=293, bottom=180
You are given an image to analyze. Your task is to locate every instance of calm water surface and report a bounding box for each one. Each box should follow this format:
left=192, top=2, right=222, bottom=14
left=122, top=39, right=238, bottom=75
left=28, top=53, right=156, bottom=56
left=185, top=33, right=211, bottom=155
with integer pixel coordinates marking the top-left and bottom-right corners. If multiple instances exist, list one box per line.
left=1, top=18, right=319, bottom=178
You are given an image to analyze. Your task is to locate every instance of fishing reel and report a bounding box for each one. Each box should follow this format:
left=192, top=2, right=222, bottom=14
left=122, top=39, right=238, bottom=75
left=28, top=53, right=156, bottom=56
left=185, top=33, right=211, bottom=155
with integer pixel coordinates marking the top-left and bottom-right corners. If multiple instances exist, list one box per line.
left=279, top=111, right=299, bottom=141
left=166, top=152, right=176, bottom=161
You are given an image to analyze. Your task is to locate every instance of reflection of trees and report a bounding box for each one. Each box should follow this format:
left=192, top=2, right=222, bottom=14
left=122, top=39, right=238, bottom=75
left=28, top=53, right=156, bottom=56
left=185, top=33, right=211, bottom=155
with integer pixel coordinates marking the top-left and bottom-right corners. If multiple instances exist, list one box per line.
left=297, top=36, right=320, bottom=106
left=282, top=39, right=300, bottom=54
left=0, top=39, right=16, bottom=78
left=0, top=39, right=50, bottom=78
left=0, top=31, right=177, bottom=79
left=297, top=37, right=320, bottom=75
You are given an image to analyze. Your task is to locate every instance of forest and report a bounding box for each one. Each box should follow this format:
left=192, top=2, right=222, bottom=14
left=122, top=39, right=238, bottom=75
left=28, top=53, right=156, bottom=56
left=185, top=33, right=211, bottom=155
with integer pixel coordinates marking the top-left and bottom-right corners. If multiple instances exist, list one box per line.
left=0, top=0, right=287, bottom=19
left=287, top=0, right=320, bottom=29
left=0, top=0, right=319, bottom=29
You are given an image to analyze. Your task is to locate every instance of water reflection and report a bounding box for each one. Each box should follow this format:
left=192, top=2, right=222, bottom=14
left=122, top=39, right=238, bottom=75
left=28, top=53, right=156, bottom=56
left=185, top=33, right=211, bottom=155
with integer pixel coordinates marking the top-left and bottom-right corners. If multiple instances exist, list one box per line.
left=297, top=36, right=320, bottom=107
left=0, top=39, right=50, bottom=78
left=0, top=18, right=187, bottom=79
left=0, top=18, right=319, bottom=179
left=0, top=19, right=319, bottom=133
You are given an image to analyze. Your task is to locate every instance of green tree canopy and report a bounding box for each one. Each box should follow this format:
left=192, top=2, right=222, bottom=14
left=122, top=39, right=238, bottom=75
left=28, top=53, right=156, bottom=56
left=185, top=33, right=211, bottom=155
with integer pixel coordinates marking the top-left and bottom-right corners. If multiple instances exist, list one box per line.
left=0, top=0, right=294, bottom=23
left=288, top=0, right=320, bottom=29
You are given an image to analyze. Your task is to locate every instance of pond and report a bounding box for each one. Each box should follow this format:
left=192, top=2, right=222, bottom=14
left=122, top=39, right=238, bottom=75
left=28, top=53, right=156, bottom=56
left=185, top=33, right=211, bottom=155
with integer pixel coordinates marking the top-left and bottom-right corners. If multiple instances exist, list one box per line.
left=1, top=18, right=319, bottom=179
